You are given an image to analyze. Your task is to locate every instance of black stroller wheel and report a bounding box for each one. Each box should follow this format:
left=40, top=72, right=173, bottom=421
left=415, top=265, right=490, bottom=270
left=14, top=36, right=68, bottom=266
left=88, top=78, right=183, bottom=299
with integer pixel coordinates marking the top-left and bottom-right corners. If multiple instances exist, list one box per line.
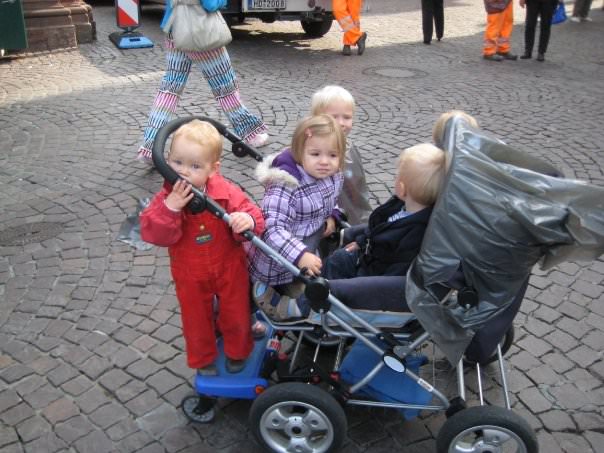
left=181, top=395, right=216, bottom=423
left=463, top=325, right=515, bottom=366
left=436, top=405, right=538, bottom=453
left=250, top=382, right=347, bottom=453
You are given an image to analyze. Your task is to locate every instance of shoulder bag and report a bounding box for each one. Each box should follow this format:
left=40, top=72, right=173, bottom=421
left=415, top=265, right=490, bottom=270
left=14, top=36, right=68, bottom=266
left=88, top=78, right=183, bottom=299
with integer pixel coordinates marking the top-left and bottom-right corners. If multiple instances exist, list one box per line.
left=163, top=0, right=232, bottom=52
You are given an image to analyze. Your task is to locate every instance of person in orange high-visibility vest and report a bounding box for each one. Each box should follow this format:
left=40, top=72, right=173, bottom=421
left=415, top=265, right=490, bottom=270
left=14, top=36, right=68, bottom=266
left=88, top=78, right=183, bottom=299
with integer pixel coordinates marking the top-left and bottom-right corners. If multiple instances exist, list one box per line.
left=483, top=0, right=518, bottom=61
left=333, top=0, right=367, bottom=56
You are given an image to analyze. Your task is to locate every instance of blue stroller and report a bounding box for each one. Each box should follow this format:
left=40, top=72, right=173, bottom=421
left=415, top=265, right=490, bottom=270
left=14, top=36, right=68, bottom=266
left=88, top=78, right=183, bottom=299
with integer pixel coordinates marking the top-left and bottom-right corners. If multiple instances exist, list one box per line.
left=151, top=115, right=604, bottom=453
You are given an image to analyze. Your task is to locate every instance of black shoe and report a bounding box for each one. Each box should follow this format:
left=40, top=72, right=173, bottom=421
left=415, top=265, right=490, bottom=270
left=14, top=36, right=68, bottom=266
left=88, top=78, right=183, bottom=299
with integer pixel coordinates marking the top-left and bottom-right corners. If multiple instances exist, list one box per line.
left=497, top=52, right=518, bottom=60
left=342, top=45, right=351, bottom=56
left=520, top=52, right=532, bottom=59
left=537, top=53, right=545, bottom=62
left=356, top=32, right=367, bottom=55
left=226, top=358, right=247, bottom=374
left=197, top=364, right=218, bottom=376
left=423, top=40, right=431, bottom=45
left=437, top=35, right=442, bottom=41
left=483, top=54, right=504, bottom=61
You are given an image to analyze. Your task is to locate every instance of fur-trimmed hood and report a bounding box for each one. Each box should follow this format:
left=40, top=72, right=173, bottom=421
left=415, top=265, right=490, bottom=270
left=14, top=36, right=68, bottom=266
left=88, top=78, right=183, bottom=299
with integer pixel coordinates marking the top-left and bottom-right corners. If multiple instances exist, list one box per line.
left=255, top=151, right=302, bottom=188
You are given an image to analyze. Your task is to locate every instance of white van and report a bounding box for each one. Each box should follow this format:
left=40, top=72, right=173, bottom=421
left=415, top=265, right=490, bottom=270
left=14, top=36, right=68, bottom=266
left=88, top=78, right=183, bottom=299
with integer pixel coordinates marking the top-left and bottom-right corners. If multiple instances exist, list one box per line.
left=221, top=0, right=334, bottom=37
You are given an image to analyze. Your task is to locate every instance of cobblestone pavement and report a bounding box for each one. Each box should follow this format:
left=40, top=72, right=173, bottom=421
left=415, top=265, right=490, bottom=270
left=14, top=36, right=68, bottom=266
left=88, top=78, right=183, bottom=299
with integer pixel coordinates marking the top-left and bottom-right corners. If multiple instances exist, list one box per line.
left=1, top=0, right=604, bottom=451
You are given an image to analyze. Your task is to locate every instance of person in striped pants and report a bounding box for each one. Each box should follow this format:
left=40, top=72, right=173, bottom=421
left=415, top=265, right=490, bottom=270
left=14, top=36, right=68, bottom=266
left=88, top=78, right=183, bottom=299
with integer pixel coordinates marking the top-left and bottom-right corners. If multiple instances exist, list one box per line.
left=137, top=39, right=268, bottom=164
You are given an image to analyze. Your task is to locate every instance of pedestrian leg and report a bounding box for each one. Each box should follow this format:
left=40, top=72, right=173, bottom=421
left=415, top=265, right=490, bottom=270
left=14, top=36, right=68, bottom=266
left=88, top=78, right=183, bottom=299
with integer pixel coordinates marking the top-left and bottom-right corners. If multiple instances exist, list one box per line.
left=523, top=0, right=539, bottom=57
left=188, top=46, right=267, bottom=143
left=421, top=0, right=435, bottom=43
left=137, top=40, right=192, bottom=162
left=434, top=0, right=445, bottom=40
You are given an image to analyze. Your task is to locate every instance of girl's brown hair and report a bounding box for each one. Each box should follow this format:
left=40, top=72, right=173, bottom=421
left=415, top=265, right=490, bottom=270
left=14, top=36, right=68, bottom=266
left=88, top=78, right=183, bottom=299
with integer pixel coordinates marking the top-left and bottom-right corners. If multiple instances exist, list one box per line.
left=290, top=114, right=346, bottom=170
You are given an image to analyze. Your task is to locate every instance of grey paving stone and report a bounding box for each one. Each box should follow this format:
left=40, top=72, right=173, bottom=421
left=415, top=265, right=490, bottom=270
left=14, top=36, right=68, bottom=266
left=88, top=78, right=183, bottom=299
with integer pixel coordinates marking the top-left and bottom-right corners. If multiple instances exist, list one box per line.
left=88, top=402, right=130, bottom=429
left=0, top=403, right=35, bottom=426
left=526, top=364, right=561, bottom=386
left=536, top=430, right=564, bottom=453
left=548, top=384, right=592, bottom=411
left=552, top=431, right=595, bottom=453
left=73, top=429, right=115, bottom=453
left=0, top=425, right=19, bottom=449
left=115, top=429, right=155, bottom=453
left=21, top=432, right=67, bottom=453
left=54, top=415, right=95, bottom=444
left=0, top=365, right=35, bottom=384
left=124, top=389, right=163, bottom=418
left=20, top=385, right=63, bottom=410
left=15, top=415, right=51, bottom=443
left=146, top=370, right=181, bottom=397
left=75, top=387, right=112, bottom=415
left=517, top=387, right=553, bottom=414
left=0, top=390, right=22, bottom=413
left=138, top=403, right=184, bottom=438
left=540, top=409, right=576, bottom=432
left=126, top=358, right=162, bottom=381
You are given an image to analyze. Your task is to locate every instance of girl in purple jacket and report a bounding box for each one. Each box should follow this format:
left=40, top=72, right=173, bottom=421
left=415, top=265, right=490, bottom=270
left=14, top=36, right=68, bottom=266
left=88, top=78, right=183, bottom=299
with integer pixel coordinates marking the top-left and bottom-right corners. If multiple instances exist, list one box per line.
left=247, top=114, right=346, bottom=320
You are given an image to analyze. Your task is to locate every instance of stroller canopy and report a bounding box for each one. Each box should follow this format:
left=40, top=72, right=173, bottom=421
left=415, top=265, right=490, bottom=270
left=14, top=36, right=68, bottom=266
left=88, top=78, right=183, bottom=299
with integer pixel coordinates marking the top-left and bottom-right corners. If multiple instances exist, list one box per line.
left=406, top=115, right=604, bottom=364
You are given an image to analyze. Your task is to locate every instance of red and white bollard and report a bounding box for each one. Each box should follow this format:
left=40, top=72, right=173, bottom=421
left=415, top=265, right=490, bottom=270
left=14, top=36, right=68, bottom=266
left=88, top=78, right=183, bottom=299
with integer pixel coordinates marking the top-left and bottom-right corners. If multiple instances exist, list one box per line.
left=109, top=0, right=154, bottom=49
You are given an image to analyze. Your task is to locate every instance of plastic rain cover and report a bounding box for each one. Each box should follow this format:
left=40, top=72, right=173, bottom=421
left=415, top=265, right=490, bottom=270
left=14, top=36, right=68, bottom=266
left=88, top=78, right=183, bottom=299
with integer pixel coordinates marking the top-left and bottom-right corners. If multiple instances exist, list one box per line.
left=406, top=115, right=604, bottom=365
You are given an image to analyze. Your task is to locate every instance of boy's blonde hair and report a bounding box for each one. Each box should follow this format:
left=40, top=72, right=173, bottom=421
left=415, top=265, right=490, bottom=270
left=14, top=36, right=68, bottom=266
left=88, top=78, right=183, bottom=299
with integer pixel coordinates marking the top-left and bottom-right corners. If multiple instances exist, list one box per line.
left=291, top=114, right=347, bottom=170
left=432, top=110, right=479, bottom=148
left=171, top=120, right=223, bottom=163
left=310, top=85, right=355, bottom=115
left=398, top=143, right=446, bottom=206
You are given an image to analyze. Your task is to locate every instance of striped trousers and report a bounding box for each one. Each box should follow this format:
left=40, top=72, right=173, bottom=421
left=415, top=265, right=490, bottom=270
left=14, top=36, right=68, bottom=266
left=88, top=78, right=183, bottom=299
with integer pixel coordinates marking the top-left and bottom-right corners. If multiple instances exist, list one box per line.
left=137, top=40, right=267, bottom=161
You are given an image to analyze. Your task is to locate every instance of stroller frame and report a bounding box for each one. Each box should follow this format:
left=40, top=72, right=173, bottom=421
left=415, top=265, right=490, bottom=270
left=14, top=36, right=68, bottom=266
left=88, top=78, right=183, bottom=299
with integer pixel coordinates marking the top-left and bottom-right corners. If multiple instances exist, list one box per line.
left=152, top=116, right=537, bottom=453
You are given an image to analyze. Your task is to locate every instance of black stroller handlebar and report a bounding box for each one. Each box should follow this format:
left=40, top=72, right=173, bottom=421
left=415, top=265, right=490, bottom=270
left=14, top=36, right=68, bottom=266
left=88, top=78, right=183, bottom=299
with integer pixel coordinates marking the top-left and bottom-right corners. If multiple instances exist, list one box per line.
left=150, top=116, right=324, bottom=286
left=151, top=116, right=265, bottom=242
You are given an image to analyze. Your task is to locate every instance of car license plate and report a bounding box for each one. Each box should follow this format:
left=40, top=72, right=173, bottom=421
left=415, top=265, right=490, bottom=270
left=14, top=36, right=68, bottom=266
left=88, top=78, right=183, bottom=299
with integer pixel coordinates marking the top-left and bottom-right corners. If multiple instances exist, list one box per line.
left=249, top=0, right=286, bottom=9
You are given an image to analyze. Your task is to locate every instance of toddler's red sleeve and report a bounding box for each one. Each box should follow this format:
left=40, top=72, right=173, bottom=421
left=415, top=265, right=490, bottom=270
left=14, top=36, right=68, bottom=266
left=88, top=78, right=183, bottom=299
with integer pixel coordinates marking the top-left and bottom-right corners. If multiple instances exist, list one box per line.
left=140, top=188, right=184, bottom=247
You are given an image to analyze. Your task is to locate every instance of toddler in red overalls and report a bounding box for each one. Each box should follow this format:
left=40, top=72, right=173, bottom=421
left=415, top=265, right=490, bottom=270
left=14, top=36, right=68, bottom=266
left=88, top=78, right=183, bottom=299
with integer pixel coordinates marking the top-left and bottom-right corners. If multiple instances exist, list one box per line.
left=140, top=120, right=265, bottom=375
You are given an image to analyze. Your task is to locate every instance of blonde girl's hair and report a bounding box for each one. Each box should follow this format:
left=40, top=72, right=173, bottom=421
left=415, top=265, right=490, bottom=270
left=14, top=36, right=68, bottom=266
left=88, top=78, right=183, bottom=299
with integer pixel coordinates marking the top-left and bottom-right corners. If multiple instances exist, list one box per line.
left=398, top=143, right=446, bottom=206
left=432, top=110, right=479, bottom=148
left=291, top=114, right=347, bottom=170
left=171, top=119, right=223, bottom=163
left=310, top=85, right=356, bottom=115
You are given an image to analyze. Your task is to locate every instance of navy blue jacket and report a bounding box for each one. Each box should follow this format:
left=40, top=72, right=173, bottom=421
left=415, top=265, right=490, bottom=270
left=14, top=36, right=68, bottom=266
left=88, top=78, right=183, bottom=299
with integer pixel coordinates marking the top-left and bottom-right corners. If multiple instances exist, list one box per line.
left=352, top=196, right=432, bottom=277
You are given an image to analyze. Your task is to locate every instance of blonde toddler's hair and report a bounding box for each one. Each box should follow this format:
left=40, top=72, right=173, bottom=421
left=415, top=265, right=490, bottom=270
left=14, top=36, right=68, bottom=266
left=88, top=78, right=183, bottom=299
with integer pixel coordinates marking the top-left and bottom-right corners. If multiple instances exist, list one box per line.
left=310, top=85, right=355, bottom=115
left=432, top=110, right=479, bottom=149
left=291, top=114, right=347, bottom=170
left=398, top=143, right=446, bottom=206
left=171, top=120, right=223, bottom=163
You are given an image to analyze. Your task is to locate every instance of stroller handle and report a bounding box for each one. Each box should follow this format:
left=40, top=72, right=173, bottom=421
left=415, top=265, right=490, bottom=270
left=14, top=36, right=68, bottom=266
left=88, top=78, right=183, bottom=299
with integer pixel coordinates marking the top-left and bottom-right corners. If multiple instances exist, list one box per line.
left=151, top=117, right=318, bottom=285
left=151, top=116, right=264, bottom=241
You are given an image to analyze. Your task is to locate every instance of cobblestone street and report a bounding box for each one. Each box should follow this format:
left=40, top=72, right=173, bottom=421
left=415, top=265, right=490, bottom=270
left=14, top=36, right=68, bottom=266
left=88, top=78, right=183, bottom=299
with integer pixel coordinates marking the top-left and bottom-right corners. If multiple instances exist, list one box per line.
left=1, top=0, right=603, bottom=451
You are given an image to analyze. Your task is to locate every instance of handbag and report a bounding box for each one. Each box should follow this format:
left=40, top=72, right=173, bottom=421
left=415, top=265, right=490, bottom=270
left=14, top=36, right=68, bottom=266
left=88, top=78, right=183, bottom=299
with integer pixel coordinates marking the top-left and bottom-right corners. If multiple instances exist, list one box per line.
left=163, top=0, right=232, bottom=52
left=201, top=0, right=226, bottom=12
left=552, top=1, right=567, bottom=24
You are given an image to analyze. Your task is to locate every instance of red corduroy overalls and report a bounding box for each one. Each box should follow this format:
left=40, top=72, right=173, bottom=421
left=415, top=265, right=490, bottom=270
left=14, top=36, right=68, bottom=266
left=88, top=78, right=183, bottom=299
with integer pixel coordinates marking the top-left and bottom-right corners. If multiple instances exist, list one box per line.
left=170, top=209, right=253, bottom=369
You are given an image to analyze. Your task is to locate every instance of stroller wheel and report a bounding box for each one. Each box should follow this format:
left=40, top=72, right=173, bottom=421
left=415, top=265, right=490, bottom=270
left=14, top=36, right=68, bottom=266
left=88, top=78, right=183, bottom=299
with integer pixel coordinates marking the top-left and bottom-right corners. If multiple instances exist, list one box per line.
left=463, top=325, right=515, bottom=366
left=436, top=405, right=538, bottom=453
left=250, top=382, right=347, bottom=453
left=181, top=395, right=216, bottom=423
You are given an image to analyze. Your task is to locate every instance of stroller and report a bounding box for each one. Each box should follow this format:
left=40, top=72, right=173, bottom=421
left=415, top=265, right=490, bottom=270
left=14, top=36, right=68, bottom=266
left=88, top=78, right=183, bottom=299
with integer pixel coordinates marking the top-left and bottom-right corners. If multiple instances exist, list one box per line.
left=151, top=115, right=604, bottom=453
